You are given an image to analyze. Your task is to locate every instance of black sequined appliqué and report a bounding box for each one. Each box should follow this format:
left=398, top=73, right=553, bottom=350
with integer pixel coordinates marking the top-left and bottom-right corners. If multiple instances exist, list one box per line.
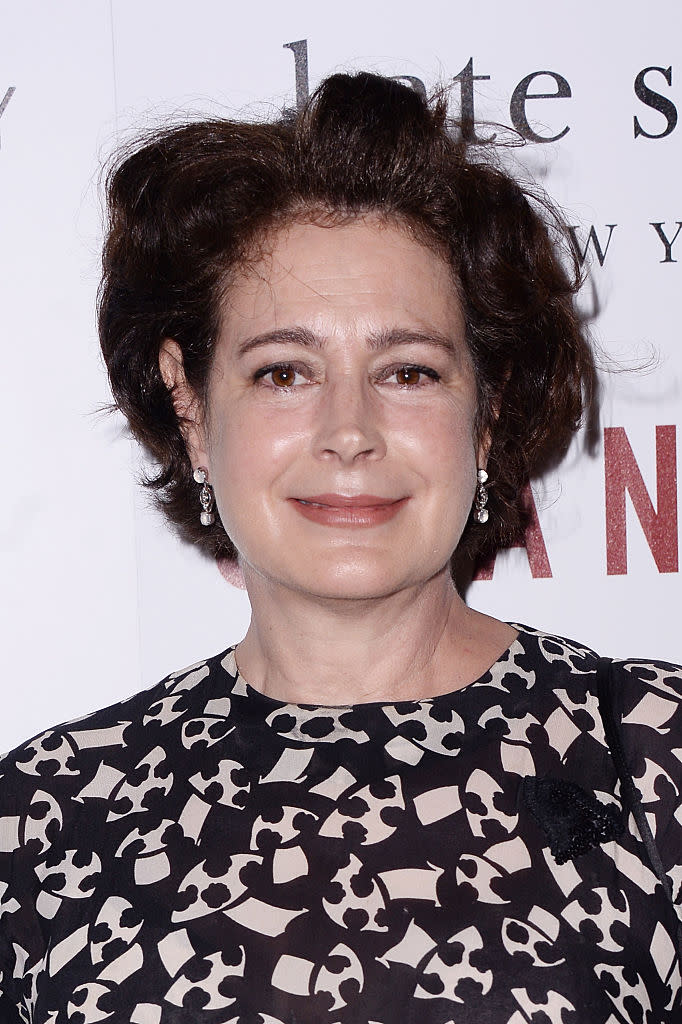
left=522, top=776, right=624, bottom=864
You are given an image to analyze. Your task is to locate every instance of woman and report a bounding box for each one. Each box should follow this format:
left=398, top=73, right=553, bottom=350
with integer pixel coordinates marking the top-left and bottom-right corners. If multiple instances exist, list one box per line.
left=0, top=72, right=680, bottom=1023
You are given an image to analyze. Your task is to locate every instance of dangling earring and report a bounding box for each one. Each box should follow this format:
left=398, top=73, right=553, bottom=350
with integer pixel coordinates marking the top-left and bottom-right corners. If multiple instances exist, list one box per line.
left=474, top=468, right=489, bottom=524
left=193, top=467, right=215, bottom=526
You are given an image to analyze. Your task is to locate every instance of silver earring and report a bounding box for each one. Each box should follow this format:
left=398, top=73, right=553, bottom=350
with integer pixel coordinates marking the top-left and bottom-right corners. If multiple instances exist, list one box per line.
left=474, top=468, right=489, bottom=524
left=193, top=467, right=215, bottom=526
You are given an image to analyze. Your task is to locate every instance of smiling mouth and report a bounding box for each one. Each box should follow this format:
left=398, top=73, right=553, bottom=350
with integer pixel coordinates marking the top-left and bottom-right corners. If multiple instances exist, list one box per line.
left=294, top=494, right=403, bottom=508
left=290, top=495, right=409, bottom=527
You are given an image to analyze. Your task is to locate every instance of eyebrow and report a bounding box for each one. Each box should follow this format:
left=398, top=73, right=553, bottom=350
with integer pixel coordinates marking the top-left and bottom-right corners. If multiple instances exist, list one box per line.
left=236, top=326, right=459, bottom=358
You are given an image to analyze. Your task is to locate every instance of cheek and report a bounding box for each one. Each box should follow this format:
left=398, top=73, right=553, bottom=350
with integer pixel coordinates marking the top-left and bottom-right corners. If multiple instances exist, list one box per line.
left=397, top=399, right=478, bottom=468
left=417, top=411, right=479, bottom=526
left=206, top=405, right=305, bottom=503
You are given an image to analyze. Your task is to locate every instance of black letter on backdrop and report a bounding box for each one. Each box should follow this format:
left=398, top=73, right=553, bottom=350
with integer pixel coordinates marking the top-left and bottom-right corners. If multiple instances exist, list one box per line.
left=0, top=86, right=15, bottom=150
left=510, top=71, right=571, bottom=143
left=650, top=222, right=682, bottom=262
left=634, top=66, right=677, bottom=139
left=567, top=225, right=617, bottom=268
left=283, top=39, right=310, bottom=113
left=390, top=76, right=427, bottom=100
left=452, top=58, right=494, bottom=142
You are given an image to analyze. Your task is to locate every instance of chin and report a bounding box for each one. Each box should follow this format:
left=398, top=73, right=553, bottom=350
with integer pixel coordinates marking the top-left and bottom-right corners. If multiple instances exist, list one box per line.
left=240, top=539, right=454, bottom=601
left=304, top=579, right=402, bottom=602
left=288, top=556, right=445, bottom=602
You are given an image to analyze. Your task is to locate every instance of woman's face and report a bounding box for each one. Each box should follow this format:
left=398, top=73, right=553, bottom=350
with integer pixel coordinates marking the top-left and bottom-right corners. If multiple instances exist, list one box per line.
left=193, top=215, right=483, bottom=600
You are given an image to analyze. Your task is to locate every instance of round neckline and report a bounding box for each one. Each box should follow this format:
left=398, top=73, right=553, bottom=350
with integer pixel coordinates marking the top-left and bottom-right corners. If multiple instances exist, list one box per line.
left=229, top=623, right=528, bottom=713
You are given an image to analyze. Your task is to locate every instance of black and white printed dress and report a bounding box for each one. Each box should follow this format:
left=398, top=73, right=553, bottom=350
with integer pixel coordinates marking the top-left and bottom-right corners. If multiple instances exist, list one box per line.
left=1, top=625, right=681, bottom=1024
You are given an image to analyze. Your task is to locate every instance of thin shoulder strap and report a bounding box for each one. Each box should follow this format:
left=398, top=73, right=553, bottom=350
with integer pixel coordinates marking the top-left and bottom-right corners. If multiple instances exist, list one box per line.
left=597, top=656, right=682, bottom=953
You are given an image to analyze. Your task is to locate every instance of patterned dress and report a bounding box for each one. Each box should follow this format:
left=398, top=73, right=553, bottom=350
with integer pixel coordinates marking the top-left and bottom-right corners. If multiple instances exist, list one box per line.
left=0, top=625, right=680, bottom=1024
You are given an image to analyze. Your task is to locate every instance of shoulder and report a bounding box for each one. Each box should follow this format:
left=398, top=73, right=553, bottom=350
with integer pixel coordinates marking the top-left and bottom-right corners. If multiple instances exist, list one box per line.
left=603, top=655, right=682, bottom=776
left=515, top=624, right=682, bottom=693
left=510, top=624, right=600, bottom=685
left=608, top=656, right=682, bottom=717
left=0, top=646, right=238, bottom=815
left=509, top=626, right=682, bottom=744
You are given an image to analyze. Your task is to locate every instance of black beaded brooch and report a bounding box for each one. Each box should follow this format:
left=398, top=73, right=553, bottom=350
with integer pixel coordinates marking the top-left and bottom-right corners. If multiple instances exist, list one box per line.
left=522, top=776, right=624, bottom=864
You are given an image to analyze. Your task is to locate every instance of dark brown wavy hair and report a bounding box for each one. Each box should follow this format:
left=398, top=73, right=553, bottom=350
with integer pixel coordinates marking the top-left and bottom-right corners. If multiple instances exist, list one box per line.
left=98, top=71, right=594, bottom=569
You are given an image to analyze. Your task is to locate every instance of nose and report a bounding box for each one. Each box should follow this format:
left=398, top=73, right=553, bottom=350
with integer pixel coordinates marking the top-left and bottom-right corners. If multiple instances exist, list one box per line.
left=312, top=375, right=387, bottom=464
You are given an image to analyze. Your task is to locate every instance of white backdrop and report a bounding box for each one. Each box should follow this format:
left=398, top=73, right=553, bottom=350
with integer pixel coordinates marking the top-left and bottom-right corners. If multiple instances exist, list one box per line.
left=1, top=1, right=680, bottom=752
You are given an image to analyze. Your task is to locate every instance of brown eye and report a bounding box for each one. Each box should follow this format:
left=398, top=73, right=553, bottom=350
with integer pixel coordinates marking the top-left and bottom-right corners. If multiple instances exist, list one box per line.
left=396, top=366, right=423, bottom=386
left=271, top=367, right=296, bottom=387
left=254, top=363, right=309, bottom=389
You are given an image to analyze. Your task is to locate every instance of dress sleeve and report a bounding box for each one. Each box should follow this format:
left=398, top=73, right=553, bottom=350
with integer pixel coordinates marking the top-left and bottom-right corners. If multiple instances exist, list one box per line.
left=613, top=658, right=682, bottom=918
left=0, top=730, right=65, bottom=1016
left=0, top=753, right=22, bottom=1013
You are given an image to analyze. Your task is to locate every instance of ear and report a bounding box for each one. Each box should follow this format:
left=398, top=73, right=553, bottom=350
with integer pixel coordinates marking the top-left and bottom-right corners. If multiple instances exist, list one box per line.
left=476, top=378, right=506, bottom=473
left=477, top=441, right=491, bottom=473
left=158, top=338, right=209, bottom=470
left=475, top=421, right=493, bottom=474
left=477, top=365, right=512, bottom=471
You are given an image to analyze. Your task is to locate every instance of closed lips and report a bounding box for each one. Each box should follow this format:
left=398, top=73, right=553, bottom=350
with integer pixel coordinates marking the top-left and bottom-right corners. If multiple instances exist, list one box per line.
left=294, top=495, right=403, bottom=507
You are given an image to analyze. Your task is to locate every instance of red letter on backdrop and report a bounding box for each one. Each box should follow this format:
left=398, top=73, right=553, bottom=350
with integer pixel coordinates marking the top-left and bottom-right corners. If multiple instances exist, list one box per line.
left=604, top=425, right=678, bottom=574
left=474, top=482, right=552, bottom=580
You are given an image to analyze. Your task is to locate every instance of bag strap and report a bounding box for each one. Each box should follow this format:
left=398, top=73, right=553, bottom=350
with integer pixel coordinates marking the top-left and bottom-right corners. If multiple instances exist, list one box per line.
left=597, top=656, right=682, bottom=953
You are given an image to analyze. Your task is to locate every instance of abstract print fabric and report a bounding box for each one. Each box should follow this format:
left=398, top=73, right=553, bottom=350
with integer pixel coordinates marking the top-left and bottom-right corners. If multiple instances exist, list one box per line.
left=0, top=626, right=680, bottom=1024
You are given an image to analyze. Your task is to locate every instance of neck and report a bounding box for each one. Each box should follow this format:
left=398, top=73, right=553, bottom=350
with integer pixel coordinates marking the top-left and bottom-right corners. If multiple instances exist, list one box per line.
left=234, top=567, right=515, bottom=705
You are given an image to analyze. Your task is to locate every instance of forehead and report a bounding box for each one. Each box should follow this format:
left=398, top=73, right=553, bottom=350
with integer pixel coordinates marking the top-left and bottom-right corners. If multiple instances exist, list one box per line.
left=219, top=215, right=464, bottom=341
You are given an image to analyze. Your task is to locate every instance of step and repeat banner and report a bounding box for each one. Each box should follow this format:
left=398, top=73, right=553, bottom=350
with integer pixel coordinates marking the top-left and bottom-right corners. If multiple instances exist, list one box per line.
left=1, top=1, right=680, bottom=749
